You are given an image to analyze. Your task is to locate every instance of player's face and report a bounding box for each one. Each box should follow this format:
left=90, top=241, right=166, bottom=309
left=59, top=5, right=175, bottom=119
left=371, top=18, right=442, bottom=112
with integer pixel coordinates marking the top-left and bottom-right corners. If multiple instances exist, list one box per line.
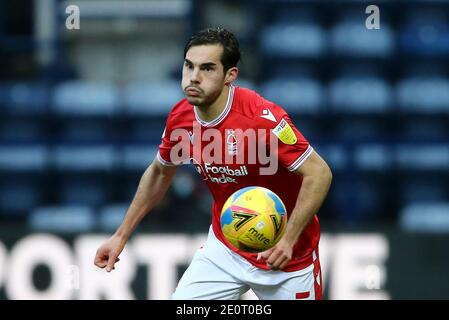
left=182, top=44, right=228, bottom=107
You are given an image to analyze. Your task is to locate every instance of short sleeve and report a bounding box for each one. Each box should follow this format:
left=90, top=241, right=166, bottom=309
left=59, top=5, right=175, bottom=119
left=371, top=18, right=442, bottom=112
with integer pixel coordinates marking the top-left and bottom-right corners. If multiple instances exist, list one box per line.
left=262, top=105, right=313, bottom=172
left=157, top=115, right=190, bottom=166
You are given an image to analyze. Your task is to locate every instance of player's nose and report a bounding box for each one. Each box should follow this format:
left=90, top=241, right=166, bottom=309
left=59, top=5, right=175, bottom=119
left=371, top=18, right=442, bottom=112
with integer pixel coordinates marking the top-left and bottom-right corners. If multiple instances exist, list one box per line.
left=190, top=68, right=201, bottom=83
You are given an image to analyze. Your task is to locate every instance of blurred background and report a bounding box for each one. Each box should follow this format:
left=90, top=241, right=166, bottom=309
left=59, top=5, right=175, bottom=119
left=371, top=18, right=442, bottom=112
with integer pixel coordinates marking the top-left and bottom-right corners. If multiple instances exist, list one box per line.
left=1, top=0, right=449, bottom=300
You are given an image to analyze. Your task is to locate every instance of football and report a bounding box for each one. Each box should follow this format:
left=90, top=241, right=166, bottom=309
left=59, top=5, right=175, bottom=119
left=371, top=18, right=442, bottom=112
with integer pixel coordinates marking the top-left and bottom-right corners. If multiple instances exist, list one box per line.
left=220, top=186, right=287, bottom=253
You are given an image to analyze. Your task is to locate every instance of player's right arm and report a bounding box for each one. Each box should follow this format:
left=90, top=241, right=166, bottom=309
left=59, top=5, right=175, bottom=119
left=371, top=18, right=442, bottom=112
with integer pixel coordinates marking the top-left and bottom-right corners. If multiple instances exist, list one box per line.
left=94, top=158, right=177, bottom=272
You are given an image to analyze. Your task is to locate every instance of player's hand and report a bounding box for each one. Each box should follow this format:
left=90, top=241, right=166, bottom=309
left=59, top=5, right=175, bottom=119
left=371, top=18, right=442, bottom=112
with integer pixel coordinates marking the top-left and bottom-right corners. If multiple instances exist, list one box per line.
left=256, top=239, right=293, bottom=270
left=94, top=235, right=126, bottom=272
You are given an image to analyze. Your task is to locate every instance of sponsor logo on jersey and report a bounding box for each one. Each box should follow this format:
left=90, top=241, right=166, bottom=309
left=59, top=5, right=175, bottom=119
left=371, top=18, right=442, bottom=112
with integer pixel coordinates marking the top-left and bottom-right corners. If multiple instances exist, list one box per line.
left=194, top=163, right=249, bottom=184
left=272, top=119, right=297, bottom=145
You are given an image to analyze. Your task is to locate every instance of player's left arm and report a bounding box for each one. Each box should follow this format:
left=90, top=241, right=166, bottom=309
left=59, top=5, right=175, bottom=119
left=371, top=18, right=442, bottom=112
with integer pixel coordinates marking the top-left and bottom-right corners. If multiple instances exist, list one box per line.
left=258, top=150, right=332, bottom=270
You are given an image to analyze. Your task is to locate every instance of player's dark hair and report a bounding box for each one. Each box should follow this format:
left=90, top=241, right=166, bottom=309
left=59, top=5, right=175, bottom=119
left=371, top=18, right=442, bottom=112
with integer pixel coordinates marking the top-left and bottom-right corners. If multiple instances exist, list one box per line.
left=184, top=27, right=240, bottom=73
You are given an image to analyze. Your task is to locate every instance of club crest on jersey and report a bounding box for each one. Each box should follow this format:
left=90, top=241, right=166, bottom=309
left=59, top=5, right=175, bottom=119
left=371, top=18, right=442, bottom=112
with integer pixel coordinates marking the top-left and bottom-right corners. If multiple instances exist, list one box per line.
left=272, top=119, right=297, bottom=145
left=226, top=129, right=238, bottom=156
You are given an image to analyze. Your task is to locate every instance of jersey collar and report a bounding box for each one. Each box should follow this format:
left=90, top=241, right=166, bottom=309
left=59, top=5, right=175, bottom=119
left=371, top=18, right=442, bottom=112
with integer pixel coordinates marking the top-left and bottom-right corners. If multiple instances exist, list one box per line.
left=194, top=85, right=235, bottom=127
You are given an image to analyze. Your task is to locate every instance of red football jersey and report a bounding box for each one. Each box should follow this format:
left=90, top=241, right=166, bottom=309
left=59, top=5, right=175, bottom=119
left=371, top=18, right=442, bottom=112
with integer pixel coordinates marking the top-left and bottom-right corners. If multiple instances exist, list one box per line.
left=158, top=85, right=320, bottom=271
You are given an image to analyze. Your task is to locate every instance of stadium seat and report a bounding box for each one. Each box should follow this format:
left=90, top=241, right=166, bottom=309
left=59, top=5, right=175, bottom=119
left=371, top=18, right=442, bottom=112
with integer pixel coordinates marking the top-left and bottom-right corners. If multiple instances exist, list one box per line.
left=28, top=205, right=96, bottom=233
left=400, top=202, right=449, bottom=233
left=124, top=80, right=183, bottom=115
left=98, top=203, right=128, bottom=232
left=260, top=22, right=326, bottom=58
left=260, top=77, right=324, bottom=114
left=0, top=146, right=48, bottom=171
left=329, top=76, right=393, bottom=113
left=396, top=145, right=449, bottom=171
left=397, top=77, right=449, bottom=113
left=122, top=145, right=158, bottom=170
left=0, top=178, right=42, bottom=215
left=52, top=81, right=119, bottom=115
left=52, top=145, right=116, bottom=171
left=59, top=176, right=109, bottom=207
left=399, top=12, right=449, bottom=56
left=330, top=21, right=394, bottom=57
left=0, top=83, right=49, bottom=114
left=354, top=145, right=392, bottom=171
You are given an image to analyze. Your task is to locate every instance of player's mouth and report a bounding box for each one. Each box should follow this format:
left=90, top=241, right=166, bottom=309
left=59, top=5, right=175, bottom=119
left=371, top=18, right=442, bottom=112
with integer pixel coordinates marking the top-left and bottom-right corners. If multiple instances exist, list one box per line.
left=185, top=87, right=201, bottom=97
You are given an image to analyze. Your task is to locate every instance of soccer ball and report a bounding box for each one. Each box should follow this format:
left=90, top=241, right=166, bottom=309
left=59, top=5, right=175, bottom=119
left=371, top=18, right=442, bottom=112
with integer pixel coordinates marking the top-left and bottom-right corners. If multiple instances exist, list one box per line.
left=220, top=186, right=287, bottom=253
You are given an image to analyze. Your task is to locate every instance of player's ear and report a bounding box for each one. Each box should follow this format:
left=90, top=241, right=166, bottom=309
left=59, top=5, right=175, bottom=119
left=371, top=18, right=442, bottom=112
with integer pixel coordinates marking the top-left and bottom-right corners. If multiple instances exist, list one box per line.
left=225, top=67, right=239, bottom=85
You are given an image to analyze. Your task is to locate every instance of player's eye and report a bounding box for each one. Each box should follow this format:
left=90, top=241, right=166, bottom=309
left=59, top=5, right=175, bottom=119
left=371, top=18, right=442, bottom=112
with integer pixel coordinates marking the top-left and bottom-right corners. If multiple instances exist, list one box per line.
left=184, top=62, right=193, bottom=70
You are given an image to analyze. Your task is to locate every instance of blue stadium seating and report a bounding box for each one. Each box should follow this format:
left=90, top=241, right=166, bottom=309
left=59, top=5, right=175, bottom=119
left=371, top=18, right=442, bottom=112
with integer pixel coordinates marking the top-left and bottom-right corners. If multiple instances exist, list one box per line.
left=0, top=146, right=48, bottom=171
left=330, top=21, right=395, bottom=57
left=122, top=145, right=158, bottom=170
left=52, top=81, right=119, bottom=115
left=261, top=22, right=326, bottom=58
left=400, top=202, right=449, bottom=233
left=59, top=175, right=109, bottom=207
left=0, top=83, right=50, bottom=114
left=396, top=145, right=449, bottom=171
left=58, top=119, right=112, bottom=143
left=128, top=119, right=166, bottom=144
left=400, top=12, right=449, bottom=56
left=334, top=120, right=388, bottom=140
left=260, top=77, right=324, bottom=114
left=400, top=119, right=449, bottom=140
left=124, top=80, right=184, bottom=115
left=328, top=177, right=386, bottom=223
left=52, top=145, right=116, bottom=171
left=397, top=77, right=449, bottom=113
left=0, top=178, right=42, bottom=215
left=329, top=76, right=393, bottom=113
left=98, top=204, right=128, bottom=232
left=28, top=205, right=96, bottom=233
left=313, top=145, right=348, bottom=172
left=0, top=147, right=47, bottom=215
left=400, top=177, right=448, bottom=205
left=2, top=1, right=449, bottom=228
left=355, top=145, right=392, bottom=171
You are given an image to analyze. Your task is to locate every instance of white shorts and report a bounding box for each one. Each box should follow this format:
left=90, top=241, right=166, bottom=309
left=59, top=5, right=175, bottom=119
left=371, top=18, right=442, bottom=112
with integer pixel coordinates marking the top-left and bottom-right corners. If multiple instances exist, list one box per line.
left=172, top=226, right=322, bottom=300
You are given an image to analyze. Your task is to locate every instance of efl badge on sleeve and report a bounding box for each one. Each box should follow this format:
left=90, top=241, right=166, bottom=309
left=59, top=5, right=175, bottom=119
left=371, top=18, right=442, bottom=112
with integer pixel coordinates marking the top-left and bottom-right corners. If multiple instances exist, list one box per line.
left=272, top=119, right=297, bottom=145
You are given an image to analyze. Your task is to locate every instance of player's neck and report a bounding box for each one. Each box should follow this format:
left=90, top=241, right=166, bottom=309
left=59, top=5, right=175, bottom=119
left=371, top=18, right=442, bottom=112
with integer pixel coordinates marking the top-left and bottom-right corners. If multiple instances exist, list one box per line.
left=196, top=85, right=230, bottom=122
